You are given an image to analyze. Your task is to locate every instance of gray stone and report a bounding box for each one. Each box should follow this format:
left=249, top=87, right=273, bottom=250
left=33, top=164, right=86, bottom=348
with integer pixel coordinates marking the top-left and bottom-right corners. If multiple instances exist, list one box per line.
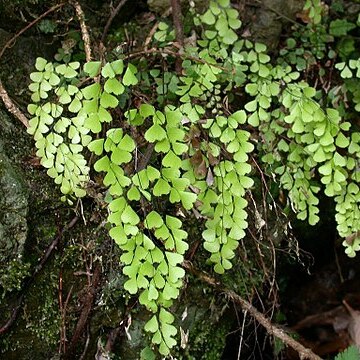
left=0, top=112, right=28, bottom=262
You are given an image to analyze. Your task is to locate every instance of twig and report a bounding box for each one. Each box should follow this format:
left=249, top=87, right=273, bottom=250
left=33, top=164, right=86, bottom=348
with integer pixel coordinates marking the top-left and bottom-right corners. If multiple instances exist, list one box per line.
left=170, top=0, right=184, bottom=74
left=182, top=261, right=323, bottom=360
left=79, top=325, right=91, bottom=360
left=0, top=298, right=23, bottom=335
left=137, top=143, right=155, bottom=172
left=71, top=0, right=92, bottom=62
left=0, top=3, right=66, bottom=128
left=237, top=309, right=248, bottom=359
left=0, top=79, right=29, bottom=128
left=0, top=2, right=66, bottom=61
left=63, top=262, right=101, bottom=359
left=144, top=7, right=172, bottom=51
left=0, top=216, right=79, bottom=335
left=59, top=284, right=74, bottom=353
left=101, top=0, right=129, bottom=45
left=170, top=0, right=184, bottom=47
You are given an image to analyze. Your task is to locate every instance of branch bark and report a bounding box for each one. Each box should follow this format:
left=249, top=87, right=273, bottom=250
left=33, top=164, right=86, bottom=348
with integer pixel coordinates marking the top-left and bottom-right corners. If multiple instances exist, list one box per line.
left=101, top=0, right=129, bottom=46
left=170, top=0, right=184, bottom=74
left=0, top=2, right=65, bottom=61
left=0, top=80, right=29, bottom=128
left=71, top=0, right=92, bottom=62
left=182, top=261, right=323, bottom=360
left=0, top=3, right=65, bottom=127
left=63, top=262, right=101, bottom=359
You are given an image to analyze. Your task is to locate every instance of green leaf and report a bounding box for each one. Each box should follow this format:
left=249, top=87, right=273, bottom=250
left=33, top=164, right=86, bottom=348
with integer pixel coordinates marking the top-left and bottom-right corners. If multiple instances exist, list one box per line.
left=94, top=155, right=110, bottom=172
left=165, top=251, right=183, bottom=266
left=68, top=98, right=82, bottom=113
left=340, top=65, right=352, bottom=78
left=222, top=28, right=238, bottom=45
left=166, top=215, right=182, bottom=230
left=159, top=341, right=170, bottom=356
left=146, top=166, right=160, bottom=181
left=162, top=150, right=182, bottom=168
left=84, top=114, right=101, bottom=133
left=155, top=139, right=171, bottom=153
left=104, top=78, right=125, bottom=95
left=245, top=100, right=257, bottom=112
left=140, top=104, right=155, bottom=118
left=121, top=205, right=140, bottom=225
left=118, top=134, right=135, bottom=152
left=230, top=110, right=246, bottom=124
left=127, top=186, right=141, bottom=201
left=153, top=178, right=171, bottom=196
left=218, top=0, right=230, bottom=6
left=145, top=211, right=164, bottom=229
left=101, top=62, right=116, bottom=78
left=35, top=57, right=47, bottom=71
left=88, top=139, right=104, bottom=155
left=154, top=272, right=166, bottom=288
left=159, top=308, right=174, bottom=324
left=145, top=315, right=159, bottom=333
left=201, top=9, right=216, bottom=25
left=155, top=225, right=170, bottom=240
left=330, top=19, right=356, bottom=36
left=111, top=147, right=132, bottom=165
left=111, top=59, right=124, bottom=75
left=214, top=263, right=225, bottom=274
left=335, top=132, right=349, bottom=148
left=335, top=345, right=360, bottom=360
left=145, top=124, right=167, bottom=142
left=162, top=282, right=179, bottom=300
left=81, top=83, right=100, bottom=100
left=148, top=283, right=159, bottom=300
left=333, top=152, right=346, bottom=167
left=228, top=18, right=241, bottom=30
left=179, top=191, right=197, bottom=210
left=140, top=347, right=156, bottom=360
left=124, top=277, right=138, bottom=294
left=84, top=61, right=101, bottom=77
left=100, top=92, right=118, bottom=108
left=123, top=64, right=138, bottom=85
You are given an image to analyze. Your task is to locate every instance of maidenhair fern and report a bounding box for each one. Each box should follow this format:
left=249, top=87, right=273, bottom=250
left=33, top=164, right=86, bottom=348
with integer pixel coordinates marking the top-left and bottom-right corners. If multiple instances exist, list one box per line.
left=26, top=0, right=360, bottom=356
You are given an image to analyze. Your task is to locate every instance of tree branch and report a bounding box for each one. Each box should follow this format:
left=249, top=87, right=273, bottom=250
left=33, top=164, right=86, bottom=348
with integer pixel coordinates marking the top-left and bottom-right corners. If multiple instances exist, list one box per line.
left=63, top=262, right=101, bottom=359
left=0, top=3, right=65, bottom=128
left=182, top=261, right=323, bottom=360
left=71, top=0, right=92, bottom=62
left=170, top=0, right=184, bottom=74
left=0, top=2, right=66, bottom=61
left=0, top=80, right=29, bottom=128
left=101, top=0, right=129, bottom=46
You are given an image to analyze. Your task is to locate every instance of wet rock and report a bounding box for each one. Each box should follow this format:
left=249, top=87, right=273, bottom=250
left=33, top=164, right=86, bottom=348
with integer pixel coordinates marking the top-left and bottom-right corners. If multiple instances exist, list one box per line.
left=0, top=113, right=28, bottom=263
left=250, top=0, right=305, bottom=50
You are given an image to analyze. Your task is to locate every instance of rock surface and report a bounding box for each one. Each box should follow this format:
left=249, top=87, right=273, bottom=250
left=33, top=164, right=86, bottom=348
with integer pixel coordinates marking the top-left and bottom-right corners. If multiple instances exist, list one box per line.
left=0, top=111, right=28, bottom=262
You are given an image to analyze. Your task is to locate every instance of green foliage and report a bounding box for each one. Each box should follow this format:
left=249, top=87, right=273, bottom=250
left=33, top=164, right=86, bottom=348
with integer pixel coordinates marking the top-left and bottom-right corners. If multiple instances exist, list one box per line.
left=304, top=0, right=323, bottom=25
left=0, top=260, right=30, bottom=295
left=26, top=0, right=360, bottom=356
left=335, top=346, right=360, bottom=360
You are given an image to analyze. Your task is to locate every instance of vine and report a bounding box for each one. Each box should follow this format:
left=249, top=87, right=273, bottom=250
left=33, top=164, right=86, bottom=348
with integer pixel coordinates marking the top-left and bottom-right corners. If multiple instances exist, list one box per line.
left=25, top=0, right=360, bottom=357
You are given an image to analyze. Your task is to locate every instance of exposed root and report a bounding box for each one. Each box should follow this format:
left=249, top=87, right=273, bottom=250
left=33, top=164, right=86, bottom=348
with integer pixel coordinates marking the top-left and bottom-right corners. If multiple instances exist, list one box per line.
left=182, top=261, right=323, bottom=360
